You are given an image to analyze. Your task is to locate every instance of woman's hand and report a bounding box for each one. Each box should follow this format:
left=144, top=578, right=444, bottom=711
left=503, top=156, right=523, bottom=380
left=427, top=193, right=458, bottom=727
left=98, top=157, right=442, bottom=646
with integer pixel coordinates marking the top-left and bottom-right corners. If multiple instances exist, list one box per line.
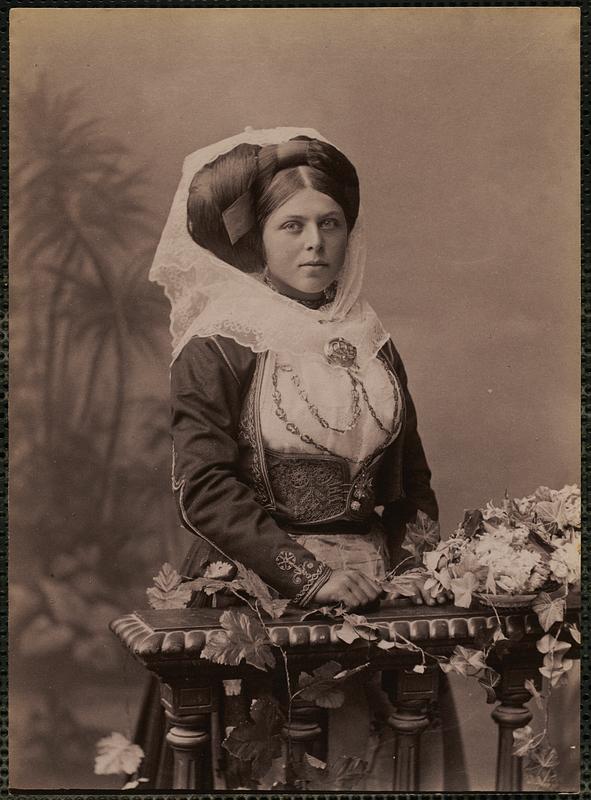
left=313, top=569, right=381, bottom=610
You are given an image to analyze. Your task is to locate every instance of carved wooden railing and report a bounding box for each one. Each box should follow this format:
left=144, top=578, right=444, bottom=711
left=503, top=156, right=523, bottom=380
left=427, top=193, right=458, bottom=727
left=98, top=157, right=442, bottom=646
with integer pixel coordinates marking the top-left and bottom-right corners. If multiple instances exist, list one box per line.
left=110, top=596, right=580, bottom=791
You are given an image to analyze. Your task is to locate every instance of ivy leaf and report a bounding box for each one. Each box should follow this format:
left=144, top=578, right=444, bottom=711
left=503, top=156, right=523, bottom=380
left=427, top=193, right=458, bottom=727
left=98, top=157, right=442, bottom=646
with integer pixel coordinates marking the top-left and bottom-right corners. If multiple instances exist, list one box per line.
left=146, top=583, right=193, bottom=610
left=201, top=609, right=275, bottom=671
left=462, top=509, right=484, bottom=539
left=260, top=598, right=290, bottom=620
left=477, top=667, right=500, bottom=703
left=222, top=697, right=284, bottom=780
left=529, top=744, right=559, bottom=770
left=147, top=563, right=194, bottom=609
left=336, top=620, right=361, bottom=644
left=536, top=634, right=571, bottom=656
left=512, top=725, right=539, bottom=758
left=532, top=593, right=565, bottom=632
left=152, top=563, right=183, bottom=593
left=401, top=510, right=440, bottom=559
left=336, top=612, right=380, bottom=644
left=299, top=605, right=341, bottom=621
left=440, top=645, right=488, bottom=677
left=233, top=562, right=273, bottom=602
left=524, top=679, right=545, bottom=710
left=122, top=778, right=149, bottom=790
left=380, top=570, right=425, bottom=598
left=232, top=563, right=290, bottom=619
left=450, top=571, right=477, bottom=608
left=94, top=732, right=144, bottom=775
left=566, top=623, right=581, bottom=644
left=298, top=660, right=346, bottom=708
left=299, top=753, right=368, bottom=790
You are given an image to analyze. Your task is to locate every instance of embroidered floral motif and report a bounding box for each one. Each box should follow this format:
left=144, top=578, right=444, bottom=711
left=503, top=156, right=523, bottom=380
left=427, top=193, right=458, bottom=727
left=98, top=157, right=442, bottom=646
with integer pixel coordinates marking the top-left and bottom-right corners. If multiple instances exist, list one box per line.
left=276, top=550, right=297, bottom=572
left=275, top=549, right=325, bottom=595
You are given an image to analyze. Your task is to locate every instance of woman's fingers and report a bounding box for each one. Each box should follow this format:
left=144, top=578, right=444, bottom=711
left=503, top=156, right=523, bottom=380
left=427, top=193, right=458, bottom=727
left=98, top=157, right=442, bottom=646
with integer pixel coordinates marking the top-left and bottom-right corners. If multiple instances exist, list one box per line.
left=417, top=582, right=435, bottom=606
left=350, top=570, right=381, bottom=600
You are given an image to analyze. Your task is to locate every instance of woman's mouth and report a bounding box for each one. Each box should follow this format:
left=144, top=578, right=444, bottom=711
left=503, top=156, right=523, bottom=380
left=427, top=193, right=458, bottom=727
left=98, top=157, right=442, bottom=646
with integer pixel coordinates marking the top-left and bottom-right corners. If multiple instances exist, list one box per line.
left=300, top=260, right=329, bottom=267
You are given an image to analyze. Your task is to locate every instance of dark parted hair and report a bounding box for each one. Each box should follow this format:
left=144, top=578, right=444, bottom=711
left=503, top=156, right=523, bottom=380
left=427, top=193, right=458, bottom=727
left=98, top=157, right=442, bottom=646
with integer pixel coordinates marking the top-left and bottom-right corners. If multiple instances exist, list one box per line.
left=186, top=136, right=360, bottom=273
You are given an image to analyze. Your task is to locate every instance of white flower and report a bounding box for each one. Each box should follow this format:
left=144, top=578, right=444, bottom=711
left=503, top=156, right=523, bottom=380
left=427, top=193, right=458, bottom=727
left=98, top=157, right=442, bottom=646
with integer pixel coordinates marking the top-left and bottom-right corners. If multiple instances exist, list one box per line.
left=204, top=561, right=234, bottom=579
left=549, top=540, right=580, bottom=585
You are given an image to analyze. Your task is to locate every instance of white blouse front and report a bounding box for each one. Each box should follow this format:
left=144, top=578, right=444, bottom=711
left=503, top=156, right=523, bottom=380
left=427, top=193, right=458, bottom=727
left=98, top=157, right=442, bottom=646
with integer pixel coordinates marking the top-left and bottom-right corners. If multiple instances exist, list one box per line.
left=258, top=350, right=403, bottom=478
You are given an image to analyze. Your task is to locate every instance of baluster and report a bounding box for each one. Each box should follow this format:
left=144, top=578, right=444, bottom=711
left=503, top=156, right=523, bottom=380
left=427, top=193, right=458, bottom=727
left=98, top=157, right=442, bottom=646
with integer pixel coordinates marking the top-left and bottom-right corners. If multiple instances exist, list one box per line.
left=491, top=662, right=536, bottom=791
left=382, top=667, right=438, bottom=791
left=283, top=695, right=326, bottom=763
left=222, top=678, right=253, bottom=789
left=160, top=681, right=214, bottom=790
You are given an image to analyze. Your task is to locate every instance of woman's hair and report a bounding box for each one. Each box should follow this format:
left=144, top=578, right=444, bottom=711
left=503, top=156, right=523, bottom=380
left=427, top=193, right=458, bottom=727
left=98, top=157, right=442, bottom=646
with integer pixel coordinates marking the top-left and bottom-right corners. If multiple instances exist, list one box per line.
left=187, top=142, right=262, bottom=273
left=186, top=136, right=359, bottom=272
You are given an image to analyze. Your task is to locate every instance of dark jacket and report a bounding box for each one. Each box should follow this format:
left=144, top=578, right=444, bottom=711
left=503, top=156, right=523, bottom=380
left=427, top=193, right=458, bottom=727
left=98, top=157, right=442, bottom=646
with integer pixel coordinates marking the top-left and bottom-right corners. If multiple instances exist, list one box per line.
left=171, top=335, right=438, bottom=604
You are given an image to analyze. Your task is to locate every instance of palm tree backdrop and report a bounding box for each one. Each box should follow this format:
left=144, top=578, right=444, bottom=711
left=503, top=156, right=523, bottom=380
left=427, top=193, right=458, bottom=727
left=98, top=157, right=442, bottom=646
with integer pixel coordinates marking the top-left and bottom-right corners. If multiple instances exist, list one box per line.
left=9, top=77, right=183, bottom=788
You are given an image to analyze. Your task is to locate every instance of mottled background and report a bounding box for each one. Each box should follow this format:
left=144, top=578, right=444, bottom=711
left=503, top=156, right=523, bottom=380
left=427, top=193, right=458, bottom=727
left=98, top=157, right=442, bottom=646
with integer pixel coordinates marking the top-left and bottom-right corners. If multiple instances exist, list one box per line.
left=9, top=7, right=579, bottom=790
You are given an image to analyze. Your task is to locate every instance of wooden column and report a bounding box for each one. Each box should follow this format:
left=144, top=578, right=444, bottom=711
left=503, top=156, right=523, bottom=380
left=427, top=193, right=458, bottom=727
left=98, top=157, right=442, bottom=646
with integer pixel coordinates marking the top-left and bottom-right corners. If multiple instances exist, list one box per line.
left=160, top=682, right=214, bottom=790
left=382, top=667, right=438, bottom=791
left=283, top=695, right=326, bottom=765
left=491, top=663, right=535, bottom=791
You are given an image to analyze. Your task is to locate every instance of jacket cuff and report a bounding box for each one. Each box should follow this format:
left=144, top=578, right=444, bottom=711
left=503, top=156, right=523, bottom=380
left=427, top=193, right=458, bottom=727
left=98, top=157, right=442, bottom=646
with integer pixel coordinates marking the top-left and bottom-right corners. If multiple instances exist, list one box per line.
left=296, top=564, right=333, bottom=608
left=273, top=549, right=332, bottom=607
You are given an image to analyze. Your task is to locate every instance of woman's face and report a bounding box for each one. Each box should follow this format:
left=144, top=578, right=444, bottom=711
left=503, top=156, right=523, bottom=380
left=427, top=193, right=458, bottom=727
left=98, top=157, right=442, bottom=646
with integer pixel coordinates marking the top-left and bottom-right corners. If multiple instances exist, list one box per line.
left=261, top=187, right=348, bottom=299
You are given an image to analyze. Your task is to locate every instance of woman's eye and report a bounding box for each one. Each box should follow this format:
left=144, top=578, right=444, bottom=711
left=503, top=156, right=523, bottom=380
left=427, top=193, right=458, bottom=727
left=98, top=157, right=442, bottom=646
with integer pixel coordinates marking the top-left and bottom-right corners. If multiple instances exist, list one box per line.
left=282, top=221, right=302, bottom=232
left=320, top=218, right=339, bottom=229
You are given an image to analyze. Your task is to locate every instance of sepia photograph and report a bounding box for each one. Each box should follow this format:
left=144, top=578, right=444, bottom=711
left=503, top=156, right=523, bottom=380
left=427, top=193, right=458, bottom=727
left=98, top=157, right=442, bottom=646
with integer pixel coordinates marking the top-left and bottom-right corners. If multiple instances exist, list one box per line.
left=8, top=6, right=581, bottom=792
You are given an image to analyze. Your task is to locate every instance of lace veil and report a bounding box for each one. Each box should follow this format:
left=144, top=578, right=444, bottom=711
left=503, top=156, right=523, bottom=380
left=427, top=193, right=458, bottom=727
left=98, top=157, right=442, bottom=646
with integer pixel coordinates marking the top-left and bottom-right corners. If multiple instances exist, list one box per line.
left=150, top=127, right=389, bottom=369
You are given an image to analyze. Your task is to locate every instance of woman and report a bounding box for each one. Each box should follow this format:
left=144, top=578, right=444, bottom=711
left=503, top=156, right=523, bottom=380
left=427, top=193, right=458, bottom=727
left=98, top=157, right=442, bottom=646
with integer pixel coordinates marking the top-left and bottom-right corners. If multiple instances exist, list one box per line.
left=152, top=127, right=441, bottom=608
left=144, top=127, right=460, bottom=788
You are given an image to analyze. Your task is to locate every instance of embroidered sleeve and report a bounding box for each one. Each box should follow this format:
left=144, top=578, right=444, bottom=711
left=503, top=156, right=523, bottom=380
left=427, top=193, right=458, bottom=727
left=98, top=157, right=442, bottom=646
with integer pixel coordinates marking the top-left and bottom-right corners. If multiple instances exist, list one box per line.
left=171, top=336, right=333, bottom=602
left=275, top=550, right=333, bottom=607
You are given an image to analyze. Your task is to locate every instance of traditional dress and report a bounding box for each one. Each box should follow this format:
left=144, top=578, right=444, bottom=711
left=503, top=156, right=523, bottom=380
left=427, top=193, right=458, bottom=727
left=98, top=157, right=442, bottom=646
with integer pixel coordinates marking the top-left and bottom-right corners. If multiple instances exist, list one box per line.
left=139, top=127, right=463, bottom=789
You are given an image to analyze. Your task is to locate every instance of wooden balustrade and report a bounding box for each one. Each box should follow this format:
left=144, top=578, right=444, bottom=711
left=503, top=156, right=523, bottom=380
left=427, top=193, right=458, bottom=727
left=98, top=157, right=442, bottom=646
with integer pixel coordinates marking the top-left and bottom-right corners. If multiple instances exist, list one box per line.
left=110, top=596, right=579, bottom=791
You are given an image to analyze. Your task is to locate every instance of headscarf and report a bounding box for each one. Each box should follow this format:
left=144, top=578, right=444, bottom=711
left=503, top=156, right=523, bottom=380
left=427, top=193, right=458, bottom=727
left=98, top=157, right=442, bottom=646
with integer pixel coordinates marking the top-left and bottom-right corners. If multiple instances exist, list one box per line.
left=149, top=127, right=389, bottom=370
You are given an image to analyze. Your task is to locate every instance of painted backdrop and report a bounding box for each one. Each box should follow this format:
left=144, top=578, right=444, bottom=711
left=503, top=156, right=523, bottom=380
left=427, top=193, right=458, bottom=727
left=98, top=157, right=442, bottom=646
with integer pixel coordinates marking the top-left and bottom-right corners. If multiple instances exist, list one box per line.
left=9, top=7, right=579, bottom=789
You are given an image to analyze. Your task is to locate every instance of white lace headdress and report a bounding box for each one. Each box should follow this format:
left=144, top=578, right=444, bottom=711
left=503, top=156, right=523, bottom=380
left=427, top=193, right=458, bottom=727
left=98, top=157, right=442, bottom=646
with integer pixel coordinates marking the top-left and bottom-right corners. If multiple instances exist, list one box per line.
left=149, top=126, right=389, bottom=369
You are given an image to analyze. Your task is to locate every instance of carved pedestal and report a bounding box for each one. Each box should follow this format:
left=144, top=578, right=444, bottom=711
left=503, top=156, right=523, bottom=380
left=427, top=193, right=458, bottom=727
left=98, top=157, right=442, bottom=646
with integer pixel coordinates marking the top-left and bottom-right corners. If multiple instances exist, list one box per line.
left=110, top=596, right=579, bottom=791
left=160, top=682, right=214, bottom=790
left=382, top=667, right=439, bottom=791
left=490, top=662, right=536, bottom=791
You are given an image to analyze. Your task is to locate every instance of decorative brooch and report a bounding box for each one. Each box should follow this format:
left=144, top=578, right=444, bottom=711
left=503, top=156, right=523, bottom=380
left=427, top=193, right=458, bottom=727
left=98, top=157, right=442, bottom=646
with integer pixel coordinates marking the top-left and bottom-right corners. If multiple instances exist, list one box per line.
left=324, top=338, right=358, bottom=370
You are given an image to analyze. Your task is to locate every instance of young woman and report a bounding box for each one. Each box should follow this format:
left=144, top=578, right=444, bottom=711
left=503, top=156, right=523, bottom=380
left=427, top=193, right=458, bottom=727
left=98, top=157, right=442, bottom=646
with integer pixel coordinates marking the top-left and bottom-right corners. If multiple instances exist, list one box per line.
left=144, top=127, right=460, bottom=789
left=152, top=127, right=443, bottom=609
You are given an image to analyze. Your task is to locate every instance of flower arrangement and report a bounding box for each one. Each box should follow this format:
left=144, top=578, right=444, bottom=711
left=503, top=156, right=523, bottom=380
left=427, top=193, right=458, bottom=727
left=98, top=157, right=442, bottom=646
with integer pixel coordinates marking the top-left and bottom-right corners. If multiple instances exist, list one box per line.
left=396, top=484, right=581, bottom=609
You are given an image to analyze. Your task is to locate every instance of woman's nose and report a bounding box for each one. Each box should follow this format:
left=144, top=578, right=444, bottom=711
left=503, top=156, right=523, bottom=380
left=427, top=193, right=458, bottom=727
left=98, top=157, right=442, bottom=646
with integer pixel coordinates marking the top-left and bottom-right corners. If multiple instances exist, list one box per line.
left=305, top=223, right=324, bottom=251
